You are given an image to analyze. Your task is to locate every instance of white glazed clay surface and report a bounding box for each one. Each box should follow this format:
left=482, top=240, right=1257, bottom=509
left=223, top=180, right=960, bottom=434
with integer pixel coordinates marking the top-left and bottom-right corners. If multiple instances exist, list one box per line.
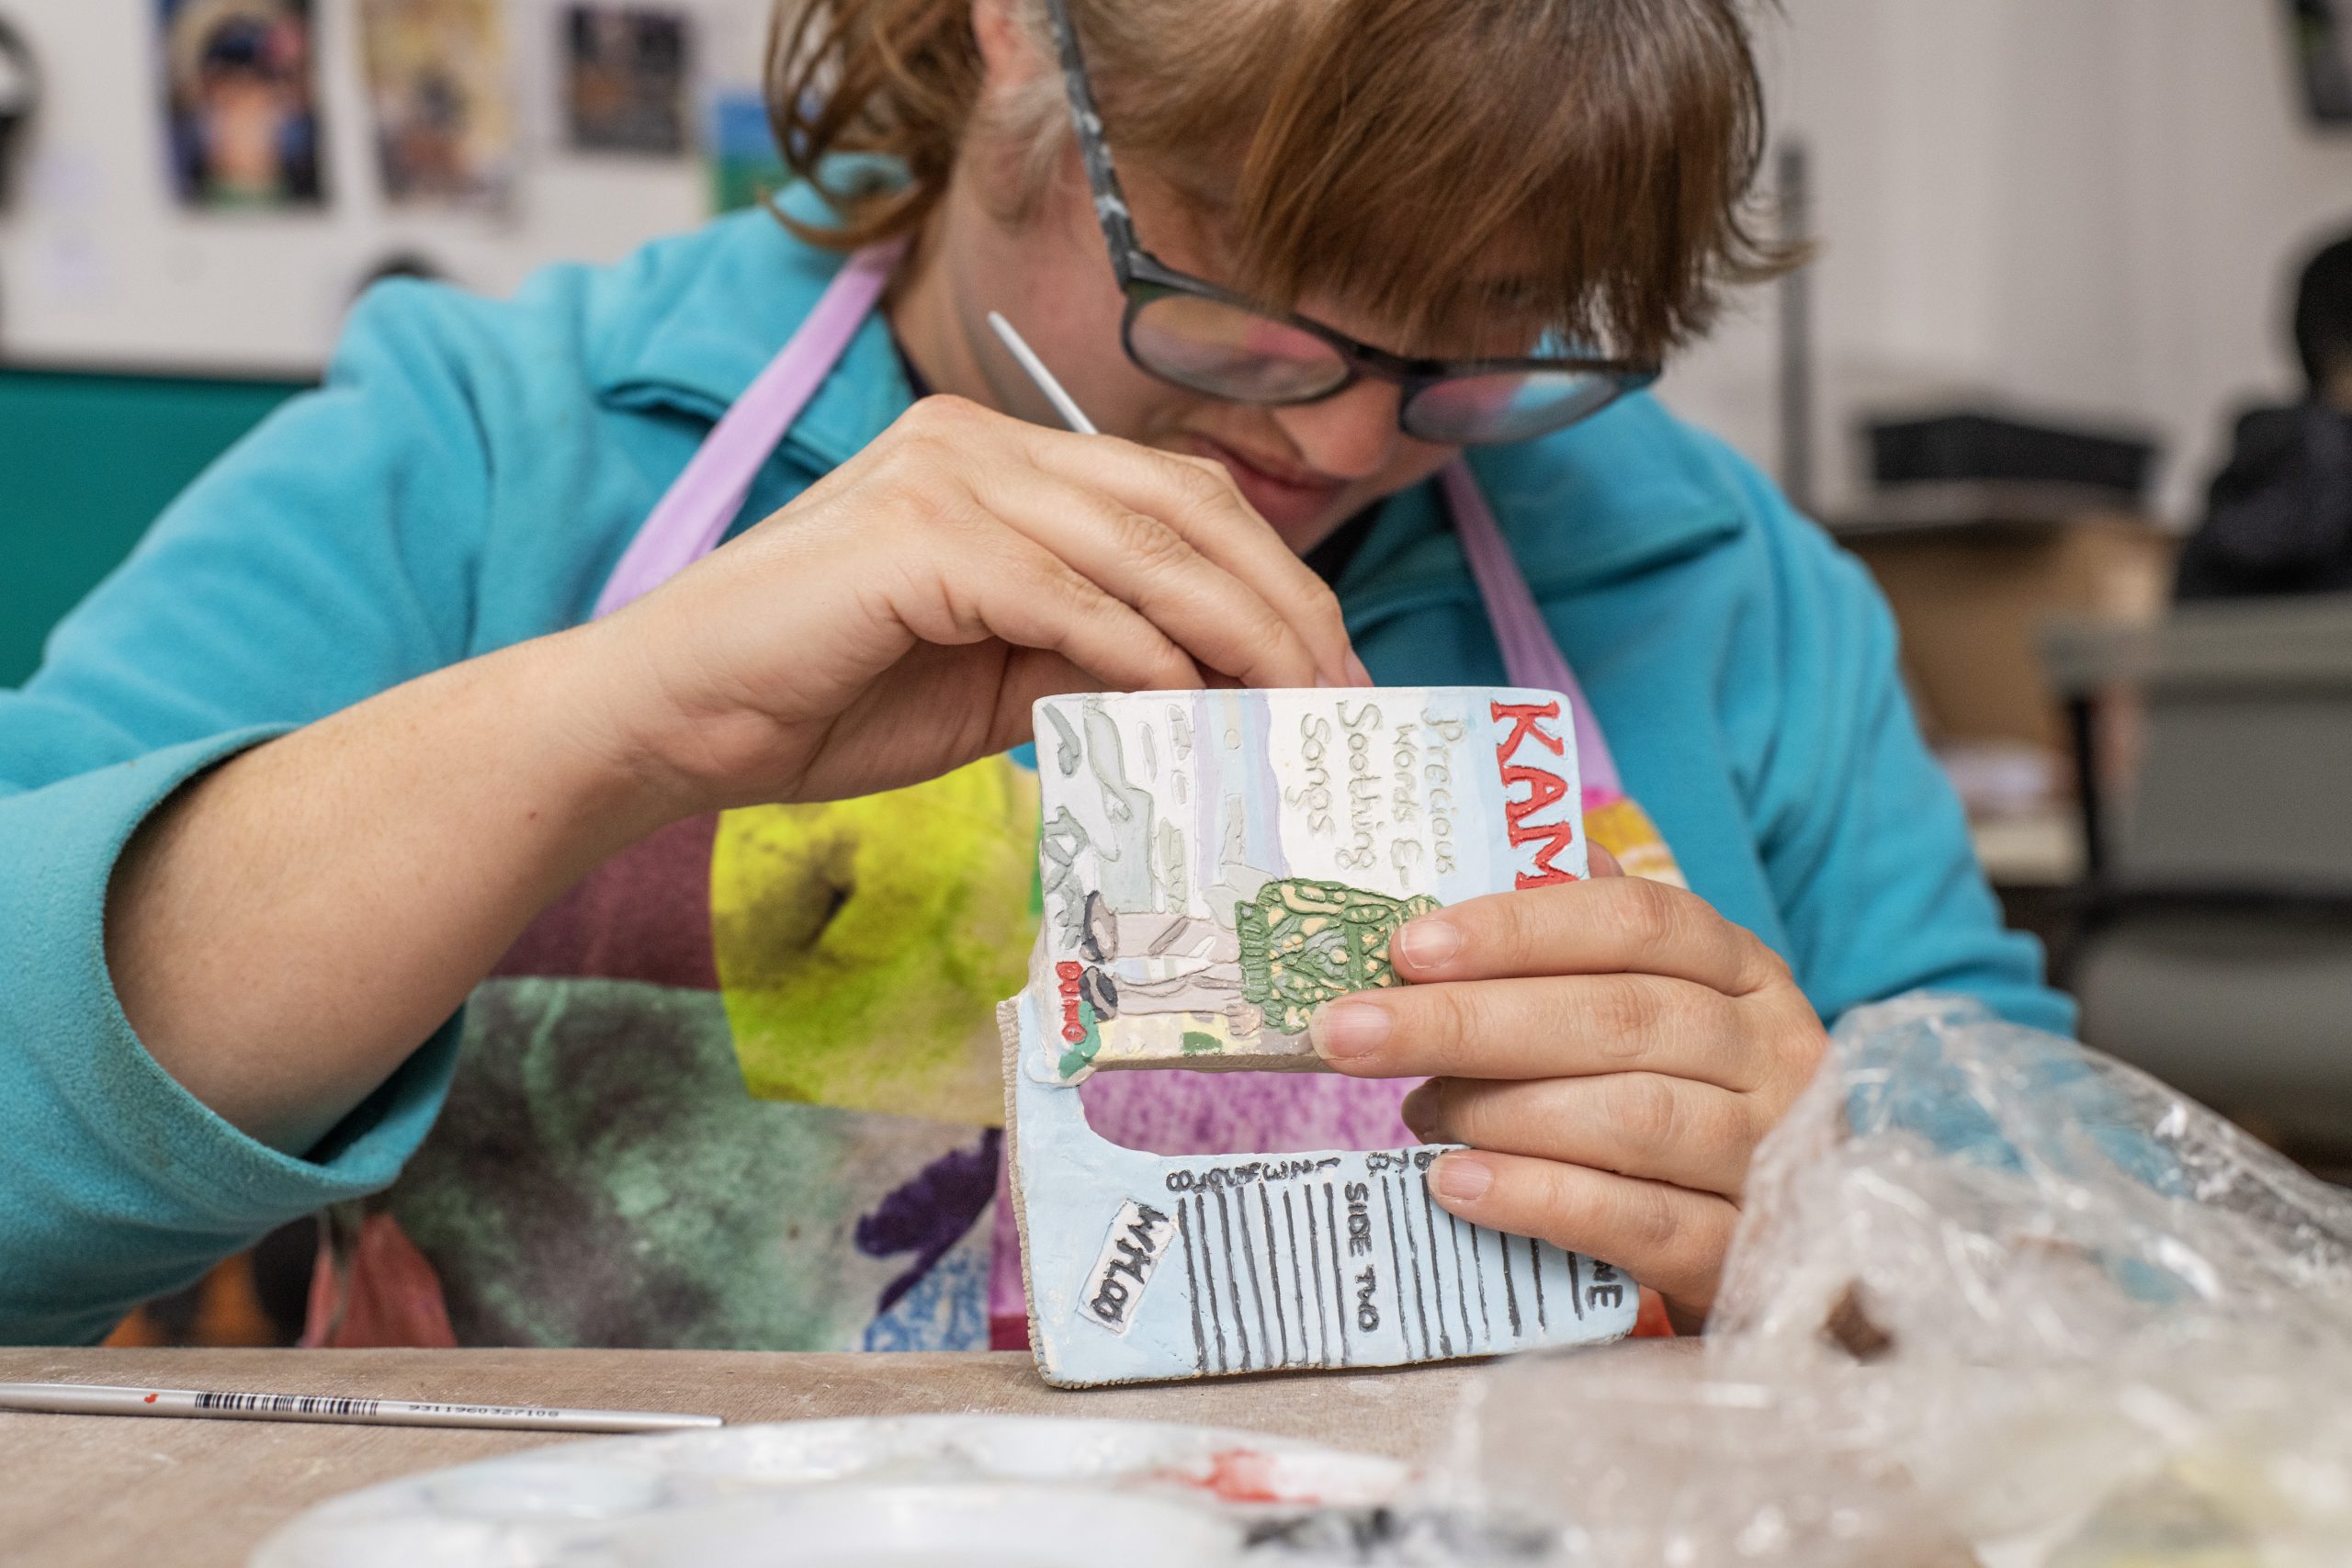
left=248, top=1415, right=1408, bottom=1568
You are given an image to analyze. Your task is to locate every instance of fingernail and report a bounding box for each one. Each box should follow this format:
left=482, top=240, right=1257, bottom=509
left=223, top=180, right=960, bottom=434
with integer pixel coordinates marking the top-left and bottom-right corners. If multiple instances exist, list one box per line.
left=1309, top=1000, right=1391, bottom=1062
left=1315, top=672, right=1337, bottom=688
left=1400, top=1083, right=1439, bottom=1140
left=1395, top=916, right=1461, bottom=971
left=1346, top=651, right=1374, bottom=688
left=1431, top=1154, right=1493, bottom=1203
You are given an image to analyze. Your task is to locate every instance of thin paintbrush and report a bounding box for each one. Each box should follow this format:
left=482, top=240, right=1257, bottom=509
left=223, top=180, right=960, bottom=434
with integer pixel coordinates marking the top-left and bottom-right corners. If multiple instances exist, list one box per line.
left=988, top=310, right=1100, bottom=434
left=0, top=1380, right=721, bottom=1433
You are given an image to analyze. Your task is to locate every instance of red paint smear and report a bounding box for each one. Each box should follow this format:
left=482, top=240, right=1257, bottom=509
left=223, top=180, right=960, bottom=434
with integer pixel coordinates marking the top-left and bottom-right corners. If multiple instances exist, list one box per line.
left=142, top=1393, right=158, bottom=1404
left=1180, top=1449, right=1303, bottom=1506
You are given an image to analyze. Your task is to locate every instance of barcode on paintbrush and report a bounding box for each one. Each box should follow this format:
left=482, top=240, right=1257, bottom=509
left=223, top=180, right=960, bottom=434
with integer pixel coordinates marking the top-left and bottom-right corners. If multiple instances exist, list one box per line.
left=195, top=1392, right=381, bottom=1417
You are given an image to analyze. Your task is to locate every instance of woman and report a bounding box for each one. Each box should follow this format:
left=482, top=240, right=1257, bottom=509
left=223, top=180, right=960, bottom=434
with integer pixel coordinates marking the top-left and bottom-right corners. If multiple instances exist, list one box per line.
left=0, top=0, right=2068, bottom=1350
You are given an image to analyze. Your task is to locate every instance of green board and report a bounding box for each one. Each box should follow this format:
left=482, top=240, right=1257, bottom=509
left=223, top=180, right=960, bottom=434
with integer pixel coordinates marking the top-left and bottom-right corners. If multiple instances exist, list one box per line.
left=0, top=367, right=307, bottom=688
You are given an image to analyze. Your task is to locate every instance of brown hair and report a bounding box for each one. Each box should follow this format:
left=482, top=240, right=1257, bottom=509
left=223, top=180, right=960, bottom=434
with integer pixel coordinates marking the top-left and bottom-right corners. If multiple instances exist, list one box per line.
left=768, top=0, right=1797, bottom=362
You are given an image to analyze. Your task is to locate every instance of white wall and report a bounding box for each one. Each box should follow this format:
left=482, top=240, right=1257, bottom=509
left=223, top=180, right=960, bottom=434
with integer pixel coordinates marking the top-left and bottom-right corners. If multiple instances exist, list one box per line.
left=0, top=0, right=772, bottom=377
left=1658, top=0, right=2352, bottom=524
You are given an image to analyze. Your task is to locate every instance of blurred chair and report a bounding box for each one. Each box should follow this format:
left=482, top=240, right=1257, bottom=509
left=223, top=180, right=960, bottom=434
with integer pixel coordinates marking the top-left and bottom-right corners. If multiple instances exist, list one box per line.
left=2045, top=595, right=2352, bottom=1166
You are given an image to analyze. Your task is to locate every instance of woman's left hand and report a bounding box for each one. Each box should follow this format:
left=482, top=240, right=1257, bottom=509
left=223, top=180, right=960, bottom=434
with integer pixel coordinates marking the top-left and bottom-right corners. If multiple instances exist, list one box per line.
left=1306, top=854, right=1828, bottom=1332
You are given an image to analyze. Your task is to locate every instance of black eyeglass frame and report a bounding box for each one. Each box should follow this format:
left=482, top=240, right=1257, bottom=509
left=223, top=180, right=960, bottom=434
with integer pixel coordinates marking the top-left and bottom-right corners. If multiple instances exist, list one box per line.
left=1036, top=0, right=1661, bottom=444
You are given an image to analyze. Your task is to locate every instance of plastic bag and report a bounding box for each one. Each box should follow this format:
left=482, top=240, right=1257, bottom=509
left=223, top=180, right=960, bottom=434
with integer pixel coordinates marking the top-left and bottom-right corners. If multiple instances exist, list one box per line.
left=1433, top=994, right=2352, bottom=1568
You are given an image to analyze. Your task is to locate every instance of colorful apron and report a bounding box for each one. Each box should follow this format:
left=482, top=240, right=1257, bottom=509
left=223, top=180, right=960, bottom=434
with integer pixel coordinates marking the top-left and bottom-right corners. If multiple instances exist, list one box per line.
left=302, top=245, right=1683, bottom=1351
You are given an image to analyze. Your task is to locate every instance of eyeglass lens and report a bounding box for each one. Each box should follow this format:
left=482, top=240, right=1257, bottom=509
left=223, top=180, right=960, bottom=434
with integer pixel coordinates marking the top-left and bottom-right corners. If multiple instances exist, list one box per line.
left=1126, top=291, right=1623, bottom=445
left=1403, top=370, right=1626, bottom=445
left=1127, top=292, right=1350, bottom=402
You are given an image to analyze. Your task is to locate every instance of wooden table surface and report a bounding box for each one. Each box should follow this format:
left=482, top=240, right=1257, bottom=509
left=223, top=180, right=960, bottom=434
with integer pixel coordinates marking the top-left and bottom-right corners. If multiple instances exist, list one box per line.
left=0, top=1341, right=1697, bottom=1568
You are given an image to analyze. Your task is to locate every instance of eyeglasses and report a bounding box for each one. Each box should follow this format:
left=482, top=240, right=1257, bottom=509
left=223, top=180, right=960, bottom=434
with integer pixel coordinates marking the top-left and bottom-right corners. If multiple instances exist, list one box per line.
left=1037, top=0, right=1659, bottom=446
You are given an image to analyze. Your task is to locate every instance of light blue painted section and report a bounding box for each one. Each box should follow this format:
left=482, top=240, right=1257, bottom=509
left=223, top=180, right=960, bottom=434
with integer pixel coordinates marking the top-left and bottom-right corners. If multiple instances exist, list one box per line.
left=1010, top=1019, right=1638, bottom=1387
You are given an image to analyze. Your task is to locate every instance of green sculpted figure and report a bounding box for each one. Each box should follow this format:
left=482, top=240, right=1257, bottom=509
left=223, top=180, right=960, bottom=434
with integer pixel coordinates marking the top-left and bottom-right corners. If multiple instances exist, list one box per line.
left=1235, top=879, right=1441, bottom=1035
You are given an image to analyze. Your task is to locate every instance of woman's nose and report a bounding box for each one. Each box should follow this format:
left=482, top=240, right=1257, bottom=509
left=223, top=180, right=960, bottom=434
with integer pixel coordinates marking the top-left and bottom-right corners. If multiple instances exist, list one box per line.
left=1271, top=378, right=1408, bottom=481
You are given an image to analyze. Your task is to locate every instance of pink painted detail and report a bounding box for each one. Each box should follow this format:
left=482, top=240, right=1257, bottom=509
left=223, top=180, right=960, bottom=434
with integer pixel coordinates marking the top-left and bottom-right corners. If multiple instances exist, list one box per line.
left=1074, top=1068, right=1417, bottom=1156
left=988, top=1070, right=1419, bottom=1345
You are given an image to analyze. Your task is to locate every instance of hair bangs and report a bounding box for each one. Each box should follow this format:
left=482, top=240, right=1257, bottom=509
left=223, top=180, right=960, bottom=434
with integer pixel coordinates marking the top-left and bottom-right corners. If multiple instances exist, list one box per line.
left=773, top=0, right=1798, bottom=367
left=1214, top=0, right=1789, bottom=363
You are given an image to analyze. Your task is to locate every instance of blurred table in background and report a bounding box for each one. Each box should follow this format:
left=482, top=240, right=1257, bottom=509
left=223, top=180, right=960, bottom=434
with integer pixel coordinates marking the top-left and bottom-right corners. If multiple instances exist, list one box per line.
left=1829, top=482, right=2176, bottom=758
left=2041, top=596, right=2352, bottom=1169
left=1830, top=482, right=2177, bottom=949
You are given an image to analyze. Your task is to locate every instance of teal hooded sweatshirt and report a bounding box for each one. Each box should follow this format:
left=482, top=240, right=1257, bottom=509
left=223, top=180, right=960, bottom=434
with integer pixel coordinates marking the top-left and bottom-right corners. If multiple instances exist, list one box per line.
left=0, top=203, right=2072, bottom=1346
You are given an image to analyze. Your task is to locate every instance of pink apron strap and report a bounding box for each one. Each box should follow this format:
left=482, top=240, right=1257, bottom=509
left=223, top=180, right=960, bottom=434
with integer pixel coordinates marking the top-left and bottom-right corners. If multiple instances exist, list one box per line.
left=592, top=242, right=905, bottom=619
left=1441, top=459, right=1625, bottom=804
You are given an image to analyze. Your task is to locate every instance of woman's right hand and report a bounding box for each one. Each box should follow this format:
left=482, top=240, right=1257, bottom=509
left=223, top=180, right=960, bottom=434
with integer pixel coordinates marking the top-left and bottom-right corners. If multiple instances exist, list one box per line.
left=574, top=394, right=1366, bottom=816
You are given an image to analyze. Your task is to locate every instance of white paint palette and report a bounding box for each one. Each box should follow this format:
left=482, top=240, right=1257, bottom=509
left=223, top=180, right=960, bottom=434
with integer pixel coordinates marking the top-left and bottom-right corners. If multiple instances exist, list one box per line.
left=1005, top=690, right=1639, bottom=1388
left=249, top=1415, right=1418, bottom=1568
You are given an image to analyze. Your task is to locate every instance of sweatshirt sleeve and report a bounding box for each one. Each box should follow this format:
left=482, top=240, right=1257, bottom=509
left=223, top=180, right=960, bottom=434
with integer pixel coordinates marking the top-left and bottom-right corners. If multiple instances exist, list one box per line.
left=0, top=281, right=494, bottom=1344
left=1728, top=460, right=2078, bottom=1039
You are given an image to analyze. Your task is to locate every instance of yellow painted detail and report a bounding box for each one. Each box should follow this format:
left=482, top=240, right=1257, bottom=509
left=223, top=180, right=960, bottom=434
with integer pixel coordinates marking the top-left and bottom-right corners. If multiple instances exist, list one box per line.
left=1584, top=796, right=1689, bottom=888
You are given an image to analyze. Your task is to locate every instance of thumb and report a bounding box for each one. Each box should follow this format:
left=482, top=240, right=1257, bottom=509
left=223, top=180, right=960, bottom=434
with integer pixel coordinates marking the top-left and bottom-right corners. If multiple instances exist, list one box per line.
left=1587, top=840, right=1625, bottom=880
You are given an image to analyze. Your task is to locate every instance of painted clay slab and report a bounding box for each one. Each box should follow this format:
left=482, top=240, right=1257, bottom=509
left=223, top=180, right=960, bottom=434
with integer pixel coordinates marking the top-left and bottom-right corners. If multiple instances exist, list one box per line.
left=1006, top=688, right=1639, bottom=1388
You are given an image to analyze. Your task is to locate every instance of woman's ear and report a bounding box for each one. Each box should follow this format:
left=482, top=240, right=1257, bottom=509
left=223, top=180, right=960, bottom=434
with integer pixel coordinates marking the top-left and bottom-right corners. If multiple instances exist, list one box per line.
left=961, top=0, right=1073, bottom=231
left=970, top=0, right=1035, bottom=83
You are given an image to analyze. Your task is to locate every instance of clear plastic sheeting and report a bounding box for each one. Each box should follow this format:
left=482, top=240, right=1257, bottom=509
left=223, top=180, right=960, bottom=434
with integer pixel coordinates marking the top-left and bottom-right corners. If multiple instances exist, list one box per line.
left=1434, top=994, right=2352, bottom=1568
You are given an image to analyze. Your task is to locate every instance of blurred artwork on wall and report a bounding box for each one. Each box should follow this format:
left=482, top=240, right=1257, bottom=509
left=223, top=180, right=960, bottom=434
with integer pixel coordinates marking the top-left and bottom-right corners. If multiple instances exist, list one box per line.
left=2288, top=0, right=2352, bottom=125
left=563, top=6, right=693, bottom=156
left=158, top=0, right=327, bottom=209
left=357, top=0, right=515, bottom=210
left=706, top=88, right=786, bottom=214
